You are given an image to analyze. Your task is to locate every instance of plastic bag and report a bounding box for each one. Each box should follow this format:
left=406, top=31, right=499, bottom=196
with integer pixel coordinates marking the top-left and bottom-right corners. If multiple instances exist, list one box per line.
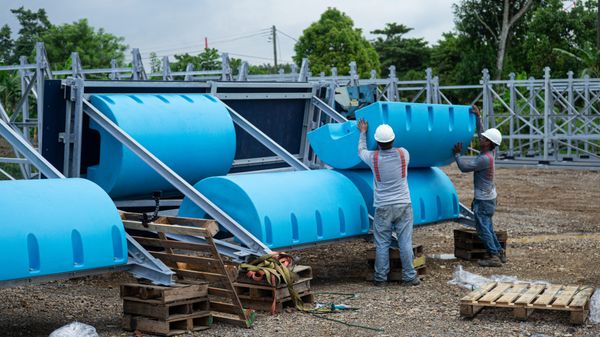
left=49, top=322, right=99, bottom=337
left=589, top=289, right=600, bottom=324
left=447, top=265, right=492, bottom=290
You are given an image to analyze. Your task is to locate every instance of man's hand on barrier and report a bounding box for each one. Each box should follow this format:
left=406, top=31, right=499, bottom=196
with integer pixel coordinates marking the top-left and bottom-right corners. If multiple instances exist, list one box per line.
left=453, top=142, right=463, bottom=155
left=358, top=118, right=368, bottom=133
left=471, top=105, right=481, bottom=117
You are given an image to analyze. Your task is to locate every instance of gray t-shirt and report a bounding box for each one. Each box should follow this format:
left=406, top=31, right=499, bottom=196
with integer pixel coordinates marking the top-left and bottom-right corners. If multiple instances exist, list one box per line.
left=454, top=116, right=497, bottom=200
left=358, top=132, right=411, bottom=207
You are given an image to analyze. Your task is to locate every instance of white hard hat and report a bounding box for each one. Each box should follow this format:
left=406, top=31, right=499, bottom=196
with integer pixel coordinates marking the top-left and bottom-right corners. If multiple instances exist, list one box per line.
left=482, top=128, right=502, bottom=146
left=374, top=124, right=395, bottom=143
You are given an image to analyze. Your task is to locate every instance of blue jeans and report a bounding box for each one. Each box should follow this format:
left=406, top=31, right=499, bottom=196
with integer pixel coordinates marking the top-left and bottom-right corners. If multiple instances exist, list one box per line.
left=373, top=203, right=417, bottom=282
left=472, top=199, right=502, bottom=256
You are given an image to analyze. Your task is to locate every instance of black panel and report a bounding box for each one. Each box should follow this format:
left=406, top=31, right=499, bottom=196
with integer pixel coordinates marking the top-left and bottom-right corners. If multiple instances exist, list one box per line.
left=224, top=99, right=306, bottom=160
left=41, top=80, right=66, bottom=172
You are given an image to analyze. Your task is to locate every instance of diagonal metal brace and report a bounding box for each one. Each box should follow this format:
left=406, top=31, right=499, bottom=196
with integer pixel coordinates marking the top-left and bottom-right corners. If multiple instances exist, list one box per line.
left=126, top=233, right=174, bottom=285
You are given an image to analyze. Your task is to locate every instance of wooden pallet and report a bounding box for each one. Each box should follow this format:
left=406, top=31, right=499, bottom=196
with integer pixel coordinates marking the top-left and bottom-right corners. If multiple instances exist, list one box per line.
left=366, top=245, right=427, bottom=281
left=460, top=282, right=594, bottom=324
left=454, top=228, right=508, bottom=261
left=123, top=297, right=209, bottom=321
left=120, top=283, right=208, bottom=305
left=121, top=211, right=255, bottom=328
left=240, top=290, right=314, bottom=314
left=236, top=265, right=312, bottom=286
left=123, top=312, right=211, bottom=336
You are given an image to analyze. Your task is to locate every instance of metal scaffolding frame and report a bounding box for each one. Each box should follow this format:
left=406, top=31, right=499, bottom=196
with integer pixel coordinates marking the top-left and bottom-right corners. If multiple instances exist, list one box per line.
left=0, top=43, right=598, bottom=274
left=1, top=42, right=598, bottom=174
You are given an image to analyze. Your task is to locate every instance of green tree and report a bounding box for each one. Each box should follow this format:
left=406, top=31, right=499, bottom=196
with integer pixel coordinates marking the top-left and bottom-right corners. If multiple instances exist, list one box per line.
left=149, top=52, right=162, bottom=73
left=10, top=7, right=52, bottom=63
left=453, top=0, right=535, bottom=79
left=293, top=8, right=380, bottom=77
left=371, top=23, right=431, bottom=78
left=0, top=25, right=14, bottom=64
left=41, top=19, right=127, bottom=70
left=171, top=48, right=221, bottom=72
left=517, top=0, right=597, bottom=77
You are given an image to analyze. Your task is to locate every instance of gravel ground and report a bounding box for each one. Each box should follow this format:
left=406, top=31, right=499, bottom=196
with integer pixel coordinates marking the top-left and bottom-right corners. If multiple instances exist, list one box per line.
left=1, top=166, right=599, bottom=337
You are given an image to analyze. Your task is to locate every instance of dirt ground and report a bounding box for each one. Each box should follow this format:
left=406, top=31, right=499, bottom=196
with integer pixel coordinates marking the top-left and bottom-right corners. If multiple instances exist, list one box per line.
left=1, top=165, right=599, bottom=337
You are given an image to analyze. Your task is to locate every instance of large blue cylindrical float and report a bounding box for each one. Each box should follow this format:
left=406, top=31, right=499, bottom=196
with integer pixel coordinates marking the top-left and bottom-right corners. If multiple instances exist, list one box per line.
left=0, top=178, right=127, bottom=282
left=87, top=94, right=236, bottom=199
left=337, top=168, right=459, bottom=225
left=178, top=170, right=370, bottom=249
left=308, top=102, right=475, bottom=169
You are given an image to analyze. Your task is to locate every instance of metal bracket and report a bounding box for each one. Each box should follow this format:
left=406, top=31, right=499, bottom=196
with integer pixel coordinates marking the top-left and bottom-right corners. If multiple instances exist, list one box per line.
left=126, top=233, right=174, bottom=285
left=457, top=202, right=475, bottom=227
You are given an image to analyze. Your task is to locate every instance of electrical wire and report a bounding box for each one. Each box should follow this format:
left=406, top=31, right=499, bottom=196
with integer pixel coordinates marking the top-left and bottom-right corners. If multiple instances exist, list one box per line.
left=277, top=29, right=299, bottom=42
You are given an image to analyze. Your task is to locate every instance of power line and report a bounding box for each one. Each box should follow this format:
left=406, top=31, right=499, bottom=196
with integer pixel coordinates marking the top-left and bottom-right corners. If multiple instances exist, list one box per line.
left=277, top=29, right=298, bottom=42
left=137, top=27, right=271, bottom=52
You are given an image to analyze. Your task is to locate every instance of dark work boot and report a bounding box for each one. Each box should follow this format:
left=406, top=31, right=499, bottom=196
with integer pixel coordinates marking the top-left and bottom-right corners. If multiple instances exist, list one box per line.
left=373, top=280, right=387, bottom=287
left=403, top=277, right=421, bottom=286
left=499, top=250, right=507, bottom=264
left=478, top=255, right=502, bottom=267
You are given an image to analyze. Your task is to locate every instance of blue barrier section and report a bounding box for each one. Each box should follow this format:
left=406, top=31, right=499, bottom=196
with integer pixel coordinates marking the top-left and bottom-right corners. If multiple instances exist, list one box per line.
left=87, top=94, right=236, bottom=199
left=308, top=102, right=475, bottom=169
left=337, top=168, right=459, bottom=225
left=0, top=178, right=127, bottom=282
left=178, top=170, right=370, bottom=249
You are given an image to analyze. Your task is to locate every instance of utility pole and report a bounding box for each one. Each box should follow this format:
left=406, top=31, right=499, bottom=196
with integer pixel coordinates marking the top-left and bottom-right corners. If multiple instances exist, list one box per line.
left=272, top=25, right=278, bottom=69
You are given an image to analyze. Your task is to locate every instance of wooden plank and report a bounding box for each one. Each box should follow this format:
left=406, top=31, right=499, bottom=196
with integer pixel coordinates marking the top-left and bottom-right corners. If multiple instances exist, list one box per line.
left=123, top=298, right=209, bottom=320
left=514, top=307, right=534, bottom=320
left=174, top=268, right=229, bottom=283
left=532, top=284, right=563, bottom=307
left=461, top=282, right=498, bottom=302
left=150, top=251, right=219, bottom=267
left=131, top=236, right=213, bottom=252
left=514, top=284, right=547, bottom=305
left=120, top=283, right=208, bottom=304
left=155, top=216, right=219, bottom=237
left=570, top=310, right=589, bottom=324
left=212, top=312, right=255, bottom=328
left=567, top=286, right=594, bottom=309
left=478, top=283, right=513, bottom=304
left=208, top=287, right=234, bottom=297
left=123, top=220, right=210, bottom=237
left=122, top=312, right=211, bottom=336
left=460, top=304, right=484, bottom=318
left=495, top=283, right=529, bottom=305
left=551, top=285, right=579, bottom=307
left=210, top=301, right=245, bottom=315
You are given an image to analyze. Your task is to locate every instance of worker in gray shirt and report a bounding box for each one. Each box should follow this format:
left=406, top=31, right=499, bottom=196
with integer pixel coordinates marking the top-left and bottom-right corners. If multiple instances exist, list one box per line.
left=358, top=119, right=419, bottom=286
left=452, top=105, right=505, bottom=267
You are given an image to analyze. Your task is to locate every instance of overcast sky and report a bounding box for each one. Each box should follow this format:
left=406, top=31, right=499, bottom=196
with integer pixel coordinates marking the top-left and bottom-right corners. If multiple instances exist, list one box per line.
left=1, top=0, right=457, bottom=67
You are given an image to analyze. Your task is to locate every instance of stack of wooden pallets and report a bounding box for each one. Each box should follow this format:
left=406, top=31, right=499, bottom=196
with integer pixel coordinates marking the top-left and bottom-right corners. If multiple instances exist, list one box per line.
left=454, top=228, right=507, bottom=260
left=366, top=245, right=427, bottom=281
left=460, top=282, right=594, bottom=324
left=120, top=211, right=256, bottom=328
left=235, top=265, right=314, bottom=314
left=121, top=283, right=211, bottom=336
